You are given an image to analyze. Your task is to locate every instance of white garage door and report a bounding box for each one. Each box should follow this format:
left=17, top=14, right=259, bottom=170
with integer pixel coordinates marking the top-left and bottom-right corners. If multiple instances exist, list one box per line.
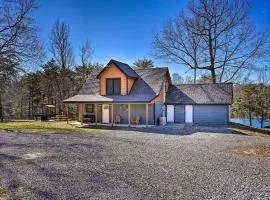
left=167, top=105, right=174, bottom=122
left=185, top=105, right=193, bottom=123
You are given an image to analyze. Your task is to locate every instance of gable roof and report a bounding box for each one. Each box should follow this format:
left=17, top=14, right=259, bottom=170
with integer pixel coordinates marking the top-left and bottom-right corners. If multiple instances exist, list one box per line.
left=77, top=68, right=101, bottom=95
left=96, top=59, right=139, bottom=79
left=166, top=83, right=233, bottom=105
left=64, top=66, right=169, bottom=103
left=64, top=60, right=234, bottom=105
left=134, top=67, right=169, bottom=95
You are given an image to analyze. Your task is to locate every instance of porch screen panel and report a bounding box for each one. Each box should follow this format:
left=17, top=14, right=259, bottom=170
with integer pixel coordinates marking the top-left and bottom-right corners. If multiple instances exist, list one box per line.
left=114, top=104, right=128, bottom=124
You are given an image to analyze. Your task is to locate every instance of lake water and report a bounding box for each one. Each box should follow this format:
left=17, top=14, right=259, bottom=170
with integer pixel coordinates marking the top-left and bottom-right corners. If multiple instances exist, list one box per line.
left=230, top=118, right=270, bottom=128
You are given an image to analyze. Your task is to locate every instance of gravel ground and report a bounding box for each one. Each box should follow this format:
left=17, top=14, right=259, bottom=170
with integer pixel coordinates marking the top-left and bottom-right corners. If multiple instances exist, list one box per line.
left=0, top=126, right=270, bottom=200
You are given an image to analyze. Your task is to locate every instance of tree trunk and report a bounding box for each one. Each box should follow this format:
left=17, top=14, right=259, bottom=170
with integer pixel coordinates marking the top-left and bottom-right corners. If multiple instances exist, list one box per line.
left=208, top=27, right=216, bottom=84
left=194, top=67, right=197, bottom=84
left=261, top=111, right=264, bottom=128
left=31, top=95, right=34, bottom=119
left=210, top=67, right=216, bottom=83
left=28, top=91, right=31, bottom=120
left=0, top=93, right=3, bottom=122
left=248, top=106, right=252, bottom=126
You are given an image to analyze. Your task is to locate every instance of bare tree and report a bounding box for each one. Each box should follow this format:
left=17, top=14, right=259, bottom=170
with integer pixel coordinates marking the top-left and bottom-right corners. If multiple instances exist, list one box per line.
left=172, top=73, right=184, bottom=84
left=257, top=66, right=270, bottom=84
left=49, top=20, right=74, bottom=69
left=153, top=0, right=269, bottom=83
left=0, top=0, right=42, bottom=121
left=49, top=20, right=75, bottom=114
left=79, top=40, right=94, bottom=67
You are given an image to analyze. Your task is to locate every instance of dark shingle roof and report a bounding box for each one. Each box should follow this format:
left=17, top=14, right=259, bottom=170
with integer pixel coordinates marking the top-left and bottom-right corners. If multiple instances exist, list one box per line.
left=96, top=59, right=139, bottom=79
left=77, top=68, right=101, bottom=95
left=166, top=83, right=233, bottom=105
left=134, top=67, right=168, bottom=95
left=64, top=66, right=169, bottom=103
left=64, top=61, right=233, bottom=105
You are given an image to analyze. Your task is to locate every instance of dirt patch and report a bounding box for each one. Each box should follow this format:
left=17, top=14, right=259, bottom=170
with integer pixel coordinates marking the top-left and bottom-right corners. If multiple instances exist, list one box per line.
left=233, top=144, right=270, bottom=157
left=0, top=186, right=12, bottom=200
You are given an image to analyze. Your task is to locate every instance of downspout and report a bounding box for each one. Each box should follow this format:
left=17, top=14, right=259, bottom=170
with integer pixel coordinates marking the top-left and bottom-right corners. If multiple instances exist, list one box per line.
left=163, top=80, right=166, bottom=118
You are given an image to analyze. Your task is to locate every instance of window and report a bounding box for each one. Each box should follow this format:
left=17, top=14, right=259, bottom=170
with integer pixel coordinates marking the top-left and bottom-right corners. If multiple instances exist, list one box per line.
left=106, top=78, right=121, bottom=95
left=85, top=104, right=94, bottom=113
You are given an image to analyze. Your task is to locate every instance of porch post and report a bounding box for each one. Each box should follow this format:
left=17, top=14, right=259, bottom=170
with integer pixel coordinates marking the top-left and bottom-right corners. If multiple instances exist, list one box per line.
left=79, top=104, right=81, bottom=122
left=146, top=103, right=149, bottom=128
left=111, top=104, right=114, bottom=126
left=78, top=104, right=80, bottom=122
left=128, top=104, right=131, bottom=127
left=95, top=104, right=97, bottom=125
left=66, top=104, right=69, bottom=124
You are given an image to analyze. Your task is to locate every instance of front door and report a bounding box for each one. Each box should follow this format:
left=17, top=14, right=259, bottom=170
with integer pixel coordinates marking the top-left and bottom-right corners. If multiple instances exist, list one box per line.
left=102, top=104, right=110, bottom=123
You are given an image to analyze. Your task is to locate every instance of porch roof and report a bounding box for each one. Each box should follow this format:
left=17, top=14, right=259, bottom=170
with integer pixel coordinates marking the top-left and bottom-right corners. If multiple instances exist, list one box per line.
left=63, top=94, right=153, bottom=103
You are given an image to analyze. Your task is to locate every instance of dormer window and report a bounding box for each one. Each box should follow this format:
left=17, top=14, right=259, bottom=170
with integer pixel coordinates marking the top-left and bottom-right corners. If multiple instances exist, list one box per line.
left=96, top=60, right=139, bottom=96
left=106, top=78, right=121, bottom=95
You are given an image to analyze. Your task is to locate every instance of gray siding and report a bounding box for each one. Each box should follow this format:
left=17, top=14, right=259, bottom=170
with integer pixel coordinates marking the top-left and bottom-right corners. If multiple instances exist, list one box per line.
left=155, top=102, right=164, bottom=125
left=193, top=105, right=229, bottom=124
left=109, top=105, right=112, bottom=123
left=148, top=104, right=154, bottom=125
left=174, top=105, right=185, bottom=123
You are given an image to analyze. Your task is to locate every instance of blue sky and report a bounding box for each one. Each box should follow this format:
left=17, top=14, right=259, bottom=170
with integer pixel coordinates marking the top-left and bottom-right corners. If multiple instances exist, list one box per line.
left=35, top=0, right=270, bottom=75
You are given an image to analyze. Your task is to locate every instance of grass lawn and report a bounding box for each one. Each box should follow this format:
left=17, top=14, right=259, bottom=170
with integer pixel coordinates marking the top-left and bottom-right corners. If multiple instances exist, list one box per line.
left=0, top=120, right=94, bottom=133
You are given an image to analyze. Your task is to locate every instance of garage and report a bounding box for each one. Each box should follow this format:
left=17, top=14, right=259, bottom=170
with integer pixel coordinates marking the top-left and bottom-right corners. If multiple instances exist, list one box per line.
left=193, top=105, right=229, bottom=124
left=174, top=105, right=185, bottom=123
left=165, top=83, right=233, bottom=125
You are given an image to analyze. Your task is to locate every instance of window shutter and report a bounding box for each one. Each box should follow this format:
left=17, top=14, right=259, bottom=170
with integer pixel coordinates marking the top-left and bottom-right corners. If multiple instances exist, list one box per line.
left=114, top=79, right=121, bottom=95
left=106, top=79, right=113, bottom=95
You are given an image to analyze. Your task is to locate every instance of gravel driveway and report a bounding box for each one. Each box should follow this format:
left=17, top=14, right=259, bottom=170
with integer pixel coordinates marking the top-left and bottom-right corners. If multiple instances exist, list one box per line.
left=0, top=127, right=270, bottom=200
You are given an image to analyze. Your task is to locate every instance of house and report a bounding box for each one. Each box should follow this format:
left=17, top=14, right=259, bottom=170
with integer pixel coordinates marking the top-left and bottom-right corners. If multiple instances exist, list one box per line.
left=64, top=59, right=233, bottom=127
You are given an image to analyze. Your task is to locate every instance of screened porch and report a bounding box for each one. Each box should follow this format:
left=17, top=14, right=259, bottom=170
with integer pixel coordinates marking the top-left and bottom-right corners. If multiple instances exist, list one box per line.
left=79, top=103, right=155, bottom=127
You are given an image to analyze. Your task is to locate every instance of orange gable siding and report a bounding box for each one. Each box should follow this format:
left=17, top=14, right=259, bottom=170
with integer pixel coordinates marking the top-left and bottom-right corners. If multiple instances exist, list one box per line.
left=127, top=78, right=135, bottom=94
left=99, top=63, right=127, bottom=95
left=164, top=73, right=170, bottom=91
left=151, top=72, right=170, bottom=103
left=151, top=82, right=164, bottom=103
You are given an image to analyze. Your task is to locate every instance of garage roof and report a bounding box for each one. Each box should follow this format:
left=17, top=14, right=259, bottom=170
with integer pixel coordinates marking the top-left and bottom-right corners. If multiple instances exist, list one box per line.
left=166, top=83, right=233, bottom=105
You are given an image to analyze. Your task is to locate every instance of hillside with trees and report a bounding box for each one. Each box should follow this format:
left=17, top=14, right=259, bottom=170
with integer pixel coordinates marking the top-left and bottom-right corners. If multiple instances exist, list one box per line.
left=0, top=0, right=269, bottom=126
left=231, top=84, right=270, bottom=128
left=0, top=0, right=103, bottom=121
